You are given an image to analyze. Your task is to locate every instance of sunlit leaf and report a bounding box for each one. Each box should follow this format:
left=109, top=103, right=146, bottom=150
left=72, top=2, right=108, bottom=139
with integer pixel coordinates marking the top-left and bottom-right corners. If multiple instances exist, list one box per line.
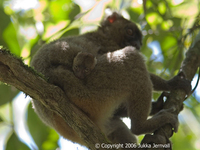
left=129, top=3, right=143, bottom=15
left=172, top=124, right=196, bottom=150
left=146, top=12, right=163, bottom=29
left=158, top=2, right=166, bottom=15
left=0, top=7, right=10, bottom=48
left=49, top=0, right=75, bottom=22
left=146, top=0, right=153, bottom=8
left=128, top=8, right=141, bottom=22
left=3, top=23, right=21, bottom=56
left=0, top=104, right=12, bottom=125
left=161, top=20, right=173, bottom=30
left=160, top=36, right=177, bottom=52
left=42, top=130, right=59, bottom=150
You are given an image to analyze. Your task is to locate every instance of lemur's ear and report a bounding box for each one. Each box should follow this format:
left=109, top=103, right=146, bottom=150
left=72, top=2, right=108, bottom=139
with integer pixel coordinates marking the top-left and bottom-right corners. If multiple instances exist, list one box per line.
left=107, top=12, right=120, bottom=23
left=100, top=11, right=122, bottom=26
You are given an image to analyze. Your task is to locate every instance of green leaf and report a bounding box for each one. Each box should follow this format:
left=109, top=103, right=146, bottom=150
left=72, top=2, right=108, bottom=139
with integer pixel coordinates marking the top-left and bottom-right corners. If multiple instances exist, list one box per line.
left=158, top=2, right=166, bottom=15
left=172, top=124, right=196, bottom=150
left=171, top=17, right=182, bottom=27
left=27, top=103, right=58, bottom=150
left=3, top=23, right=21, bottom=56
left=0, top=84, right=19, bottom=106
left=128, top=8, right=141, bottom=22
left=6, top=133, right=30, bottom=150
left=160, top=36, right=177, bottom=52
left=49, top=0, right=75, bottom=22
left=0, top=116, right=3, bottom=122
left=42, top=129, right=59, bottom=150
left=68, top=4, right=80, bottom=21
left=161, top=20, right=173, bottom=30
left=62, top=28, right=79, bottom=37
left=0, top=7, right=10, bottom=48
left=146, top=12, right=163, bottom=29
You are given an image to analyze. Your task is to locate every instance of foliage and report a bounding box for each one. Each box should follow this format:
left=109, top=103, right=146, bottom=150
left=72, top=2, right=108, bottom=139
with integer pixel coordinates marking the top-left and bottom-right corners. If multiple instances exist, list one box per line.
left=0, top=0, right=200, bottom=150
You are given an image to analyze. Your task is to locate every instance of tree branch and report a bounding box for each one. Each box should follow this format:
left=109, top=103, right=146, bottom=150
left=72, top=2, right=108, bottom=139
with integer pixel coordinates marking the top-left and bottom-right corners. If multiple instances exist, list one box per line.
left=1, top=39, right=200, bottom=149
left=0, top=48, right=112, bottom=150
left=141, top=40, right=200, bottom=149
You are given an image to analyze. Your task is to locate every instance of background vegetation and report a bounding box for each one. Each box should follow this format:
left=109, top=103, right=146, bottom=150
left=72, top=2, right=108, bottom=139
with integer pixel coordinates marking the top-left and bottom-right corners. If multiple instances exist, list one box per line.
left=0, top=0, right=200, bottom=150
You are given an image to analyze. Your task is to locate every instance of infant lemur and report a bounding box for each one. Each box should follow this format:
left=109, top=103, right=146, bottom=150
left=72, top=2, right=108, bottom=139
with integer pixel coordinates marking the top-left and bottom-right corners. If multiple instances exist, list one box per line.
left=31, top=12, right=189, bottom=149
left=73, top=52, right=97, bottom=79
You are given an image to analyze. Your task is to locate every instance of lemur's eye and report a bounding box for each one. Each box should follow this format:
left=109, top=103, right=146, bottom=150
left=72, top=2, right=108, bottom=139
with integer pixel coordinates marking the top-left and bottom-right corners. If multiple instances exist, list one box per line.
left=126, top=28, right=134, bottom=36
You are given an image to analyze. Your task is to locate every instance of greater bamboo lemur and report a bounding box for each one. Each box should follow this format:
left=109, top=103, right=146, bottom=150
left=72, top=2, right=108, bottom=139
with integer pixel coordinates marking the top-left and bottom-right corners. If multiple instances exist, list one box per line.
left=31, top=12, right=190, bottom=148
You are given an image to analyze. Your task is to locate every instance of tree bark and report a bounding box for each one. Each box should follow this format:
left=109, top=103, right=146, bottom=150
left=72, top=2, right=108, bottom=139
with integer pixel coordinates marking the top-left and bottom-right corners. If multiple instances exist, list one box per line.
left=0, top=48, right=113, bottom=150
left=141, top=40, right=200, bottom=150
left=0, top=39, right=200, bottom=149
